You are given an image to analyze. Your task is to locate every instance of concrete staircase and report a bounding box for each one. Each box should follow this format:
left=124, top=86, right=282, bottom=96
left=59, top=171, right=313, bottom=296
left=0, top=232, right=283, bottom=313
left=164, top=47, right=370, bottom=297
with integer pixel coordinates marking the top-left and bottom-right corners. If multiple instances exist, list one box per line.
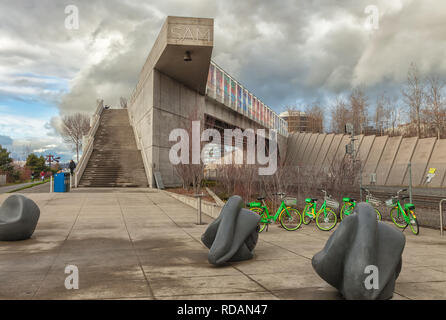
left=79, top=109, right=148, bottom=187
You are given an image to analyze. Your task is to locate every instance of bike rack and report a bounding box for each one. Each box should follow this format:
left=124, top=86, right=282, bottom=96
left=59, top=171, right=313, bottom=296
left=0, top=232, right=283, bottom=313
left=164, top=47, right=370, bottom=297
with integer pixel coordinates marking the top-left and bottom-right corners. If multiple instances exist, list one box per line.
left=439, top=199, right=446, bottom=237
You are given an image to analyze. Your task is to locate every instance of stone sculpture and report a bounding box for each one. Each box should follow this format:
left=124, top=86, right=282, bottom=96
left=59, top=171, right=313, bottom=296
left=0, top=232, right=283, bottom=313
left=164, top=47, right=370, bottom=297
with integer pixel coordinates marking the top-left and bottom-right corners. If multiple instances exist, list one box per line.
left=0, top=194, right=40, bottom=241
left=312, top=202, right=405, bottom=300
left=201, top=195, right=260, bottom=266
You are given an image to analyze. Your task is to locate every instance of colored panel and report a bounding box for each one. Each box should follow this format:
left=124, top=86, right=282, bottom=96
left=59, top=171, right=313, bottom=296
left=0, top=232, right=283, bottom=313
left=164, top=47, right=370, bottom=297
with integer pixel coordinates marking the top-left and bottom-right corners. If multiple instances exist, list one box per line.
left=321, top=134, right=344, bottom=173
left=308, top=133, right=327, bottom=166
left=242, top=89, right=247, bottom=113
left=386, top=137, right=418, bottom=186
left=362, top=135, right=388, bottom=185
left=375, top=136, right=402, bottom=185
left=425, top=139, right=446, bottom=187
left=314, top=133, right=335, bottom=172
left=402, top=137, right=436, bottom=186
left=237, top=85, right=242, bottom=111
left=230, top=79, right=236, bottom=109
left=224, top=74, right=230, bottom=105
left=216, top=68, right=223, bottom=99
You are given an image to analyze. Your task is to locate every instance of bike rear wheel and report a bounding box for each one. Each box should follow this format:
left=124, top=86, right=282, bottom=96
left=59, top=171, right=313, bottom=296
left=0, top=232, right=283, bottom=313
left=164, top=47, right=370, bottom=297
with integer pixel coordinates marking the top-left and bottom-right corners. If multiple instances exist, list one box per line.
left=390, top=207, right=406, bottom=228
left=316, top=208, right=337, bottom=231
left=279, top=207, right=302, bottom=231
left=407, top=210, right=419, bottom=235
left=340, top=203, right=354, bottom=221
left=250, top=207, right=267, bottom=233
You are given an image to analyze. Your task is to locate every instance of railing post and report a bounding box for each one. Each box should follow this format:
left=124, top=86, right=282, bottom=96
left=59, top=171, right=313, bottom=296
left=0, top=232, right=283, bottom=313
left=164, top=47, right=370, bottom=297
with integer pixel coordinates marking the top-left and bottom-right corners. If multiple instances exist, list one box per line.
left=50, top=175, right=53, bottom=193
left=194, top=193, right=205, bottom=225
left=440, top=199, right=446, bottom=237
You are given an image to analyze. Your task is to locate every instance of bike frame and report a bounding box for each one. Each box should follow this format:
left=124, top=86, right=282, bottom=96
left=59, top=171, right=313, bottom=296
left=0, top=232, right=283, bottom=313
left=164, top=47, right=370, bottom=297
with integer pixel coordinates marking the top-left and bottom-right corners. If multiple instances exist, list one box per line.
left=251, top=200, right=291, bottom=223
left=394, top=200, right=415, bottom=224
left=303, top=199, right=328, bottom=219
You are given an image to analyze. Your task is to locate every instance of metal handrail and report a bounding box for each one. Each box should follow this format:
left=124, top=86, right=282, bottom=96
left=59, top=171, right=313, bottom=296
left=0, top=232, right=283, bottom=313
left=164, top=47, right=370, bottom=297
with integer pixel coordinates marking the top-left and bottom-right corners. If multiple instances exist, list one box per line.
left=74, top=100, right=104, bottom=187
left=439, top=199, right=446, bottom=237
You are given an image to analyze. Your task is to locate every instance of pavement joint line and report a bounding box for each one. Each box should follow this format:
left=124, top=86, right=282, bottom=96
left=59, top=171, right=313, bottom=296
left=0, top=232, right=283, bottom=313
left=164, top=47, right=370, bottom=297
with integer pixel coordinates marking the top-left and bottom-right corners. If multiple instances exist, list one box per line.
left=145, top=192, right=278, bottom=298
left=31, top=193, right=87, bottom=300
left=258, top=238, right=313, bottom=261
left=117, top=194, right=156, bottom=300
left=152, top=290, right=273, bottom=299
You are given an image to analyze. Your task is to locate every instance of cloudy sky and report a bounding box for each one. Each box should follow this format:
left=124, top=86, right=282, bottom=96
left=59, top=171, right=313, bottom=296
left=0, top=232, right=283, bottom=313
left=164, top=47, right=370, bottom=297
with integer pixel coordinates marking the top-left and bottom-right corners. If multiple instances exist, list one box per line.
left=1, top=0, right=445, bottom=161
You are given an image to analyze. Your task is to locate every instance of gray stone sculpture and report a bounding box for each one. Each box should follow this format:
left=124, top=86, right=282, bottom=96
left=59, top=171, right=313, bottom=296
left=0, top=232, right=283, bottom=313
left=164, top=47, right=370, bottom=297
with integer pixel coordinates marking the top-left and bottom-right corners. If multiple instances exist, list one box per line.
left=0, top=194, right=40, bottom=241
left=312, top=202, right=405, bottom=300
left=201, top=195, right=261, bottom=266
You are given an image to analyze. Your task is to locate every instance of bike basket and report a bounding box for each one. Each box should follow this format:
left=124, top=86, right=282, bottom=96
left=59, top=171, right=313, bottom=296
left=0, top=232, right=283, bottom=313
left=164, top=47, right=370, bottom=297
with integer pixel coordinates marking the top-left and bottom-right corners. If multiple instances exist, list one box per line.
left=385, top=198, right=397, bottom=207
left=325, top=199, right=339, bottom=210
left=368, top=197, right=382, bottom=207
left=284, top=197, right=297, bottom=206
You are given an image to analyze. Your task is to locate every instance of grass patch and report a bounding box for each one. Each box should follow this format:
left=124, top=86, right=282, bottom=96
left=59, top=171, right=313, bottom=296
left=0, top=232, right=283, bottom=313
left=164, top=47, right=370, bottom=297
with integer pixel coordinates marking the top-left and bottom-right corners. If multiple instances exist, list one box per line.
left=7, top=180, right=50, bottom=193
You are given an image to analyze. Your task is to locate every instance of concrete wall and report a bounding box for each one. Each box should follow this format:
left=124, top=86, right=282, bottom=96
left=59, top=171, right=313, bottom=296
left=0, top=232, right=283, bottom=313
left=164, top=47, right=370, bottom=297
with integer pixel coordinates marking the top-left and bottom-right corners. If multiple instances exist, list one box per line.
left=425, top=139, right=446, bottom=187
left=374, top=136, right=402, bottom=185
left=314, top=133, right=334, bottom=172
left=361, top=135, right=388, bottom=184
left=403, top=137, right=436, bottom=186
left=307, top=133, right=326, bottom=167
left=386, top=136, right=418, bottom=186
left=320, top=134, right=343, bottom=173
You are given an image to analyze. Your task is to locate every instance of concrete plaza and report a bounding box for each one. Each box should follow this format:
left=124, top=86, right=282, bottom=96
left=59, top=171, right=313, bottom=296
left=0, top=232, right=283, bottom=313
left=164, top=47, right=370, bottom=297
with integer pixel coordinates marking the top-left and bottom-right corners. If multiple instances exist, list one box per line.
left=0, top=189, right=445, bottom=300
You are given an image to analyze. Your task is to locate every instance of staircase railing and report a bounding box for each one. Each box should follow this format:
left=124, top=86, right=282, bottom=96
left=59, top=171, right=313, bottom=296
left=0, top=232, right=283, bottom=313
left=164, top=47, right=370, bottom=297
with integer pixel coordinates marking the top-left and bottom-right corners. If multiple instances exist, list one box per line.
left=74, top=100, right=104, bottom=188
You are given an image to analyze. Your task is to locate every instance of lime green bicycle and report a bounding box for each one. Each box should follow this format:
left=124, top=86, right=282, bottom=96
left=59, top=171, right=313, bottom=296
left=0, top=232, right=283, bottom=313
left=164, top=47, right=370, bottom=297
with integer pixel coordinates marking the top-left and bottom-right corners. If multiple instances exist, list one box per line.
left=386, top=188, right=419, bottom=235
left=340, top=188, right=382, bottom=221
left=301, top=190, right=338, bottom=231
left=247, top=192, right=302, bottom=232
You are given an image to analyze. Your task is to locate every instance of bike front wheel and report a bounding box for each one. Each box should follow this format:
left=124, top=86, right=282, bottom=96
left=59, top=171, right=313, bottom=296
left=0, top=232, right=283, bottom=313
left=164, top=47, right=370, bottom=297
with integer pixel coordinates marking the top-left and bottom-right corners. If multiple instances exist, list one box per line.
left=390, top=207, right=406, bottom=228
left=302, top=206, right=313, bottom=225
left=375, top=208, right=382, bottom=221
left=250, top=207, right=267, bottom=233
left=279, top=207, right=302, bottom=231
left=408, top=210, right=419, bottom=235
left=316, top=208, right=337, bottom=231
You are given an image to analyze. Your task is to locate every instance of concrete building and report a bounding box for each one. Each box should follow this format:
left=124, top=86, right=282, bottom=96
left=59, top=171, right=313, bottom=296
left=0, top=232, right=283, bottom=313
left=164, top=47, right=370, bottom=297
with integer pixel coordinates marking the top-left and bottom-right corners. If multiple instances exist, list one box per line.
left=76, top=16, right=288, bottom=188
left=280, top=110, right=322, bottom=133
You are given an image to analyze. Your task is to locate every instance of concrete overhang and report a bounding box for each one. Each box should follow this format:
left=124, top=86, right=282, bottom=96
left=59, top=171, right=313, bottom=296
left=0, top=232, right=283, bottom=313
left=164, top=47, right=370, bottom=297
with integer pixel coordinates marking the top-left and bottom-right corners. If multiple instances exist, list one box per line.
left=152, top=16, right=213, bottom=95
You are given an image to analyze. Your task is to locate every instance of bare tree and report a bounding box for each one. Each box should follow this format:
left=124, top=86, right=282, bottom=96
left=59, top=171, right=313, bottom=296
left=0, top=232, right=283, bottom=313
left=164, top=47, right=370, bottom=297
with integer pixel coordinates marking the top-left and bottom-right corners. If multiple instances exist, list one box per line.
left=330, top=96, right=350, bottom=133
left=402, top=63, right=425, bottom=138
left=423, top=75, right=445, bottom=139
left=305, top=103, right=324, bottom=133
left=60, top=113, right=91, bottom=162
left=350, top=87, right=369, bottom=134
left=374, top=94, right=387, bottom=136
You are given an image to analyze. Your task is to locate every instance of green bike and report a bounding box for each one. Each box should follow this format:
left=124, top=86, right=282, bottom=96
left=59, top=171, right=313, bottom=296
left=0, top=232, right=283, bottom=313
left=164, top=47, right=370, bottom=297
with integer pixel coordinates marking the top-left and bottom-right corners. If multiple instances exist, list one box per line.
left=247, top=192, right=302, bottom=232
left=301, top=190, right=338, bottom=231
left=386, top=188, right=419, bottom=235
left=340, top=188, right=382, bottom=221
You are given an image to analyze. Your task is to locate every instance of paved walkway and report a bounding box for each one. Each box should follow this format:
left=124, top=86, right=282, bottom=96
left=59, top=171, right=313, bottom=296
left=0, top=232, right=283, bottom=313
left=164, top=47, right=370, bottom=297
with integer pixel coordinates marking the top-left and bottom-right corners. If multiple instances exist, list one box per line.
left=0, top=181, right=43, bottom=194
left=0, top=190, right=445, bottom=300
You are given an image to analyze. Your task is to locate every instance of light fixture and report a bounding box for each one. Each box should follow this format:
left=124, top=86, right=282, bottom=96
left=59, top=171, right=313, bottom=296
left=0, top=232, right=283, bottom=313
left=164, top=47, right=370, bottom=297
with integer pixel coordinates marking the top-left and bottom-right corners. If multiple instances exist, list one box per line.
left=184, top=51, right=192, bottom=62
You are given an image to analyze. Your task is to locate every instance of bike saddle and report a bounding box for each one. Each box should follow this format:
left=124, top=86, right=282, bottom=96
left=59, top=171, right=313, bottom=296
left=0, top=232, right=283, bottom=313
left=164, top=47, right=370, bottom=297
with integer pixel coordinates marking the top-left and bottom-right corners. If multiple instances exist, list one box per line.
left=305, top=198, right=318, bottom=203
left=257, top=197, right=265, bottom=201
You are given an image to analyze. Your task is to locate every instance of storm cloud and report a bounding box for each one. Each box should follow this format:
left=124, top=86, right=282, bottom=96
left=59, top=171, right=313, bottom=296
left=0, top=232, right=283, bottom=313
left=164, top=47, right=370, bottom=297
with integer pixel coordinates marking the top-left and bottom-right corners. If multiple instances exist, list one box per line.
left=1, top=0, right=446, bottom=114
